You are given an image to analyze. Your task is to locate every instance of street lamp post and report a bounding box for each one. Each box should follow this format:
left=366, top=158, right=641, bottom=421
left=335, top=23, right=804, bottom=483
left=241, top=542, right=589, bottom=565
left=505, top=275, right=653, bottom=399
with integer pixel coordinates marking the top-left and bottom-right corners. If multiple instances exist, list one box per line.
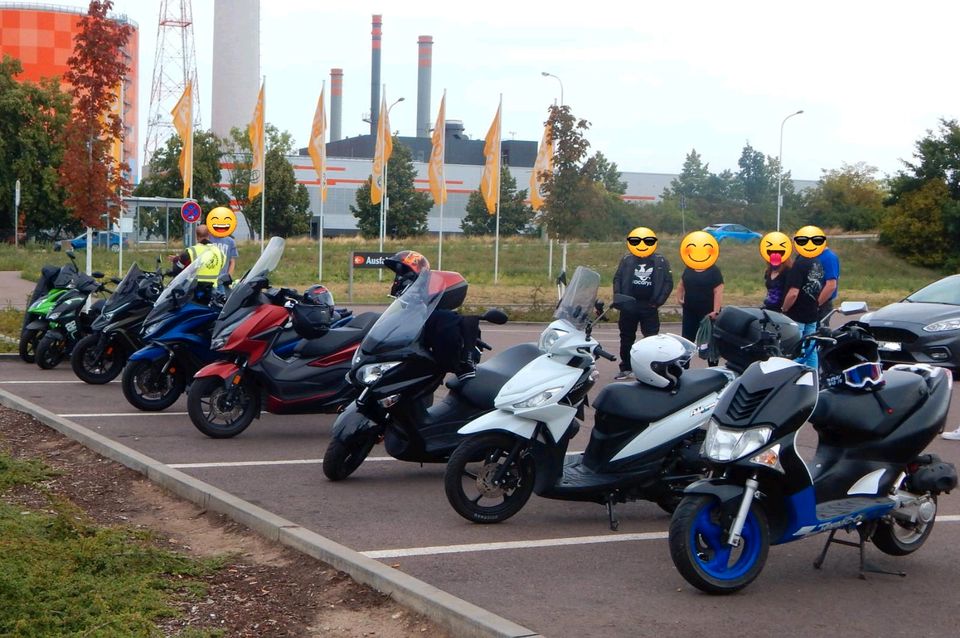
left=378, top=97, right=404, bottom=280
left=776, top=109, right=804, bottom=231
left=541, top=71, right=564, bottom=106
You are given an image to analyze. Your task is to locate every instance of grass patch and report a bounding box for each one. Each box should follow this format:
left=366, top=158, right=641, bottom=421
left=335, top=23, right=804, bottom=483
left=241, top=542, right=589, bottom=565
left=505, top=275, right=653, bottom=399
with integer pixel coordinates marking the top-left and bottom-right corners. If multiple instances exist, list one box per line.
left=0, top=236, right=941, bottom=315
left=0, top=451, right=223, bottom=637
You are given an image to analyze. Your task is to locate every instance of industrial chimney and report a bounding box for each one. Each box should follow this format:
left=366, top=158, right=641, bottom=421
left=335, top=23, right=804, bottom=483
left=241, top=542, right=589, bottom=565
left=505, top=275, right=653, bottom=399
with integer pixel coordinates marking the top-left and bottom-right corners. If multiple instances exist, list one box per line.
left=330, top=68, right=343, bottom=142
left=211, top=0, right=260, bottom=140
left=416, top=35, right=433, bottom=138
left=369, top=14, right=382, bottom=136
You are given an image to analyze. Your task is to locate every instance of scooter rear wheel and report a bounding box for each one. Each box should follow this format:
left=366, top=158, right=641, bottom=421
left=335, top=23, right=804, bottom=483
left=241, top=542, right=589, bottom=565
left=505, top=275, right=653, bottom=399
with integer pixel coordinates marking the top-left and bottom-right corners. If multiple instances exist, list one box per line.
left=19, top=329, right=39, bottom=363
left=873, top=496, right=937, bottom=556
left=669, top=494, right=769, bottom=594
left=36, top=334, right=66, bottom=369
left=187, top=375, right=260, bottom=438
left=122, top=358, right=186, bottom=411
left=71, top=334, right=126, bottom=384
left=444, top=433, right=535, bottom=524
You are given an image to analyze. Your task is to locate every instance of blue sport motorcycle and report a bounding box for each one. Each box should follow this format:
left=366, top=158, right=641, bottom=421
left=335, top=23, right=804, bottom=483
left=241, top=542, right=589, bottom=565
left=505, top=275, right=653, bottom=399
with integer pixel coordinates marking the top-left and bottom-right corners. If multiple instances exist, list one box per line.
left=668, top=303, right=957, bottom=594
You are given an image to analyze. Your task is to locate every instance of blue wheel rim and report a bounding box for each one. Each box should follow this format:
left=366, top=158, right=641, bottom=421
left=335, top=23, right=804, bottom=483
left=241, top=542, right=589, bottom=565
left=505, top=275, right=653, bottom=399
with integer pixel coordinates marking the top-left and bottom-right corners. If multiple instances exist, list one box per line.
left=689, top=499, right=761, bottom=581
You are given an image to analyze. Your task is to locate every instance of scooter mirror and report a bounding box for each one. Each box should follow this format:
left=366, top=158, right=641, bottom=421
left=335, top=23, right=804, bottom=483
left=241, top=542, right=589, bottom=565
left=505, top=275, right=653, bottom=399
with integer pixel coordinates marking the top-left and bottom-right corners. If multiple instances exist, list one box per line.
left=481, top=308, right=508, bottom=325
left=92, top=271, right=105, bottom=279
left=66, top=250, right=76, bottom=260
left=611, top=293, right=634, bottom=310
left=839, top=301, right=868, bottom=315
left=110, top=277, right=122, bottom=284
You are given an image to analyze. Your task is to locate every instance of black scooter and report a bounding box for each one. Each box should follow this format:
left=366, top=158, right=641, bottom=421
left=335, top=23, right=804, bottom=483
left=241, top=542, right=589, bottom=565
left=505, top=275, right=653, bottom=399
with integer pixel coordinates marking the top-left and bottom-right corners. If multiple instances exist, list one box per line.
left=322, top=268, right=542, bottom=481
left=33, top=268, right=109, bottom=369
left=668, top=303, right=957, bottom=594
left=70, top=261, right=164, bottom=384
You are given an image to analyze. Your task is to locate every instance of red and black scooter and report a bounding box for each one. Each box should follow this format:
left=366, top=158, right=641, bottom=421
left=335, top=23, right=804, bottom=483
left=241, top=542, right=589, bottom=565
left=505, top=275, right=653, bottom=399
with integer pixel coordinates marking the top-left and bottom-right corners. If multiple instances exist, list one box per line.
left=186, top=238, right=378, bottom=438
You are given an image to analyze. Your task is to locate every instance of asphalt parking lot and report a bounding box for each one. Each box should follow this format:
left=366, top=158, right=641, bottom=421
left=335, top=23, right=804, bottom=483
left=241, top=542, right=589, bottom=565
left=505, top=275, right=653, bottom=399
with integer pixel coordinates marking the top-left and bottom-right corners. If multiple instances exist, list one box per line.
left=4, top=321, right=960, bottom=637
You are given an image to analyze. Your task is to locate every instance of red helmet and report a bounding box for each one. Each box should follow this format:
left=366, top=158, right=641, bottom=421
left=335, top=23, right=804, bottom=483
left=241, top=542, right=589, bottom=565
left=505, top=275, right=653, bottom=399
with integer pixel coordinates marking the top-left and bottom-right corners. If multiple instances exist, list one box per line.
left=384, top=250, right=430, bottom=297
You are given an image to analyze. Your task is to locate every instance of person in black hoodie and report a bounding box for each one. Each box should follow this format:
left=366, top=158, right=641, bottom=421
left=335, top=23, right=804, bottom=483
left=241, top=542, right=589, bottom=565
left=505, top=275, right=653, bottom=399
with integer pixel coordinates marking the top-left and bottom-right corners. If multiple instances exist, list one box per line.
left=612, top=227, right=673, bottom=380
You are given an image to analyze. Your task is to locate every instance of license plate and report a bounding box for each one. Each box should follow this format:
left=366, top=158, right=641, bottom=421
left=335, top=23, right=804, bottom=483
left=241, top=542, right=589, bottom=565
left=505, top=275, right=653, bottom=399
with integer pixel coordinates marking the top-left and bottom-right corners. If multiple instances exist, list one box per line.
left=878, top=341, right=901, bottom=351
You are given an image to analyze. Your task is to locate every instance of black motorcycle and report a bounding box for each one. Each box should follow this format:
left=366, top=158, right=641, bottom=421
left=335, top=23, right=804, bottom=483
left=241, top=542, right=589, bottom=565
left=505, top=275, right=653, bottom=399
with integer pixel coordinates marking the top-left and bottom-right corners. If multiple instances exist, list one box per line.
left=70, top=261, right=164, bottom=384
left=322, top=268, right=541, bottom=481
left=668, top=304, right=957, bottom=594
left=33, top=268, right=109, bottom=369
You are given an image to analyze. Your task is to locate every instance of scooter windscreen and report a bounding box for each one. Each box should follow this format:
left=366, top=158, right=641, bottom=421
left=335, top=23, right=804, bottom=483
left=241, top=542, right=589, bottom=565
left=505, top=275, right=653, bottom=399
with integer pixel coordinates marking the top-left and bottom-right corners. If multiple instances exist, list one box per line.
left=554, top=266, right=601, bottom=331
left=360, top=269, right=446, bottom=355
left=218, top=237, right=285, bottom=323
left=102, top=263, right=145, bottom=315
left=146, top=259, right=203, bottom=324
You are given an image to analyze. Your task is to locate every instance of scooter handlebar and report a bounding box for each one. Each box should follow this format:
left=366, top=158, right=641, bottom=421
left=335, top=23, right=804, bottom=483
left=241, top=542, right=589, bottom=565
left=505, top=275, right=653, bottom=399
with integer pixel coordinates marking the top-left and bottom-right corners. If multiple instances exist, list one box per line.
left=477, top=339, right=493, bottom=351
left=594, top=346, right=617, bottom=362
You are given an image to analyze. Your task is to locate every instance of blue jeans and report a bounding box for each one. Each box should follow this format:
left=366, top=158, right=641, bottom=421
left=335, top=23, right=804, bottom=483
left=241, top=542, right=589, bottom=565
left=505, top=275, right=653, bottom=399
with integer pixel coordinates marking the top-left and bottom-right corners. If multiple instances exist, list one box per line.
left=795, top=321, right=819, bottom=370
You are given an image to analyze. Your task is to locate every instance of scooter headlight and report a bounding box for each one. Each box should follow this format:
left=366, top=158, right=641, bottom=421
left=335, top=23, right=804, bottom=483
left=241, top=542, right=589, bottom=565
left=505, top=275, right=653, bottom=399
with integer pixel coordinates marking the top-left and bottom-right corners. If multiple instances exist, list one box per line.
left=538, top=328, right=568, bottom=351
left=512, top=386, right=564, bottom=409
left=143, top=321, right=161, bottom=338
left=703, top=419, right=772, bottom=462
left=357, top=361, right=401, bottom=386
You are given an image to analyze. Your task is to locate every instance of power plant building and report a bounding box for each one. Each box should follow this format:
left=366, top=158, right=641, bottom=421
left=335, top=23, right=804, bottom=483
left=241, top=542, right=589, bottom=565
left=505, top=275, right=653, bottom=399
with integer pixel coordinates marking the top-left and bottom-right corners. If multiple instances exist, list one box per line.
left=0, top=2, right=139, bottom=177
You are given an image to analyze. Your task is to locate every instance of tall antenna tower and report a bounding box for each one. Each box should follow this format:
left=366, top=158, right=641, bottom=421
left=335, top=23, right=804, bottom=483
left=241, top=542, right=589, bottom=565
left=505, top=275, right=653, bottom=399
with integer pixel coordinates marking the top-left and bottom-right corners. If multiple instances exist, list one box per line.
left=143, top=0, right=199, bottom=170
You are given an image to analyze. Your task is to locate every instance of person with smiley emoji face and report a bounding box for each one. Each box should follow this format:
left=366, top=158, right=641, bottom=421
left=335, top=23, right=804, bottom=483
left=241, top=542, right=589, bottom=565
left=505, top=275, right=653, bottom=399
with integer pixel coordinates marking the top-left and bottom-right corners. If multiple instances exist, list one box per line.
left=612, top=227, right=673, bottom=380
left=676, top=231, right=724, bottom=342
left=205, top=206, right=239, bottom=279
left=781, top=225, right=827, bottom=369
left=759, top=231, right=793, bottom=312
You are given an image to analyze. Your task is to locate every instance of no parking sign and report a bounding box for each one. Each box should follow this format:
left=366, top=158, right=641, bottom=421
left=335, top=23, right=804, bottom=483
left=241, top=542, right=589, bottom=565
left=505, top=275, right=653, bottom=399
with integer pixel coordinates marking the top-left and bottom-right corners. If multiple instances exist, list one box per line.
left=180, top=200, right=202, bottom=224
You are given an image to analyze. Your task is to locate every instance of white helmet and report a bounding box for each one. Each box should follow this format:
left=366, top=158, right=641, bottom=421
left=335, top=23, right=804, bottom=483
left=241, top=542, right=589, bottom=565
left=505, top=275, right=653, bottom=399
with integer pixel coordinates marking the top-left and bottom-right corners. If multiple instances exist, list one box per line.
left=630, top=334, right=696, bottom=390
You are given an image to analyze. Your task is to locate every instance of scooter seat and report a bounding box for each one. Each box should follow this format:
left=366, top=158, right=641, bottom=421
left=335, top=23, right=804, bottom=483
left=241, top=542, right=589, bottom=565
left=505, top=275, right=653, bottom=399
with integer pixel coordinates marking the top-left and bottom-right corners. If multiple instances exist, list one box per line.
left=343, top=311, right=379, bottom=332
left=455, top=342, right=542, bottom=408
left=811, top=369, right=928, bottom=440
left=594, top=368, right=730, bottom=424
left=295, top=327, right=365, bottom=359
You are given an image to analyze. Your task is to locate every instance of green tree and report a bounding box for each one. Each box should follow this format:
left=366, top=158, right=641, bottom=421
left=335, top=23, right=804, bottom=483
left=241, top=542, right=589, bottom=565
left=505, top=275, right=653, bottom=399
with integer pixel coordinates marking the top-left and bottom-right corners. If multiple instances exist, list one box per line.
left=583, top=151, right=626, bottom=195
left=801, top=162, right=886, bottom=231
left=537, top=105, right=594, bottom=240
left=461, top=165, right=535, bottom=235
left=225, top=124, right=310, bottom=240
left=351, top=140, right=432, bottom=238
left=882, top=119, right=960, bottom=269
left=666, top=149, right=711, bottom=199
left=134, top=130, right=229, bottom=209
left=0, top=56, right=74, bottom=241
left=58, top=0, right=132, bottom=228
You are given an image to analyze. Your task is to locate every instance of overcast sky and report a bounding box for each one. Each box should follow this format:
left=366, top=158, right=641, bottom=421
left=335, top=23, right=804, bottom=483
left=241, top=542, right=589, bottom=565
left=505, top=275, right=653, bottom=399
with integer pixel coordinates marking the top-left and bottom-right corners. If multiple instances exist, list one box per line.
left=39, top=0, right=960, bottom=181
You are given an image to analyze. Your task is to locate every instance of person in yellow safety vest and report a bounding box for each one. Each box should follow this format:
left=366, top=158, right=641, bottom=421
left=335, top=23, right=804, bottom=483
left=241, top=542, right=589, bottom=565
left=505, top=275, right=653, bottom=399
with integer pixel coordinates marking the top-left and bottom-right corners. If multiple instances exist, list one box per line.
left=169, top=224, right=228, bottom=301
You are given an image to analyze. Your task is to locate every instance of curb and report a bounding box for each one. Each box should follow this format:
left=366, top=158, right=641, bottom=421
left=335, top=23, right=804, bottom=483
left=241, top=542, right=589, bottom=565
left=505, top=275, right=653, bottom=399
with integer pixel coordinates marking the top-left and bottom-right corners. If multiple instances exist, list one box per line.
left=0, top=388, right=542, bottom=638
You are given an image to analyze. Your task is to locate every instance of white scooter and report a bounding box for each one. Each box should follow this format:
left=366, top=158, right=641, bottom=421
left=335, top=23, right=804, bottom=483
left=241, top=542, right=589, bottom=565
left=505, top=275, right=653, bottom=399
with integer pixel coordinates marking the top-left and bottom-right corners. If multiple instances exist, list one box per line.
left=444, top=266, right=736, bottom=530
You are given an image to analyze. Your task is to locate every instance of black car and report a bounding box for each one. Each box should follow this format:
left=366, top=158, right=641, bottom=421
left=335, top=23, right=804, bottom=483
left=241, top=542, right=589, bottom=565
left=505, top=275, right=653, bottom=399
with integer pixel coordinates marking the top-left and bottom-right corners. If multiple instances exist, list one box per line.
left=861, top=274, right=960, bottom=378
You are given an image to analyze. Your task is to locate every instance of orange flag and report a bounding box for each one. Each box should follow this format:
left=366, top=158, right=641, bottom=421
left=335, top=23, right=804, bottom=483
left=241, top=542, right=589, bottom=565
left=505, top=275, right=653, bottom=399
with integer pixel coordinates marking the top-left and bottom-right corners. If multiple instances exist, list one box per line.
left=530, top=119, right=552, bottom=211
left=479, top=102, right=502, bottom=215
left=170, top=80, right=193, bottom=198
left=428, top=93, right=447, bottom=205
left=308, top=86, right=327, bottom=202
left=248, top=81, right=265, bottom=200
left=371, top=94, right=394, bottom=204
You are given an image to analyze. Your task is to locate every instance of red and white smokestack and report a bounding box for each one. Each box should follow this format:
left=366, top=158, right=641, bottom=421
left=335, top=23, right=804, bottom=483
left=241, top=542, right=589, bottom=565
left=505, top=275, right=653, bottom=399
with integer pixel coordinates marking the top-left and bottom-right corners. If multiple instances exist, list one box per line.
left=370, top=14, right=382, bottom=136
left=330, top=68, right=343, bottom=142
left=416, top=35, right=433, bottom=138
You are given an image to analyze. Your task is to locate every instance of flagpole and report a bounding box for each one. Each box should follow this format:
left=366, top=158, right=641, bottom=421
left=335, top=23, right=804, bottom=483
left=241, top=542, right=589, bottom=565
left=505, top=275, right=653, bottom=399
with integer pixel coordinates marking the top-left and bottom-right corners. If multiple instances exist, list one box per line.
left=259, top=76, right=266, bottom=253
left=438, top=90, right=447, bottom=270
left=318, top=81, right=326, bottom=282
left=494, top=95, right=502, bottom=284
left=187, top=81, right=194, bottom=201
left=378, top=85, right=387, bottom=281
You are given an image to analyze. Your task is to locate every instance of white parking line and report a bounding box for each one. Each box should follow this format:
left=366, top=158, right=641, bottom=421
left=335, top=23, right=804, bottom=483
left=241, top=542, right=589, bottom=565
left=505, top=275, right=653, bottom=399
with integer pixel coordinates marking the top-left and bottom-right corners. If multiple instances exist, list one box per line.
left=61, top=412, right=188, bottom=417
left=168, top=456, right=399, bottom=469
left=0, top=380, right=118, bottom=384
left=361, top=515, right=960, bottom=559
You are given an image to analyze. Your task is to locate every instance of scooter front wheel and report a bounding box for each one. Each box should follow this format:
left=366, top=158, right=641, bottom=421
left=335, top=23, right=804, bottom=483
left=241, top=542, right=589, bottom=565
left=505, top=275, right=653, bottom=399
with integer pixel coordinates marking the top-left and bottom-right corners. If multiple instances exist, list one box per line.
left=122, top=358, right=186, bottom=411
left=71, top=334, right=126, bottom=384
left=669, top=494, right=769, bottom=594
left=444, top=433, right=535, bottom=524
left=187, top=375, right=260, bottom=438
left=323, top=430, right=378, bottom=481
left=35, top=334, right=66, bottom=369
left=19, top=329, right=40, bottom=363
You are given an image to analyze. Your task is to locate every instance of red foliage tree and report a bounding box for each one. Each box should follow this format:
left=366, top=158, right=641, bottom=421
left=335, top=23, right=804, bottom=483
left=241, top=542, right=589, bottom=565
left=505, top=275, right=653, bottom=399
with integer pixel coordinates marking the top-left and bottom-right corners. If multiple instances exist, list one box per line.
left=58, top=0, right=132, bottom=228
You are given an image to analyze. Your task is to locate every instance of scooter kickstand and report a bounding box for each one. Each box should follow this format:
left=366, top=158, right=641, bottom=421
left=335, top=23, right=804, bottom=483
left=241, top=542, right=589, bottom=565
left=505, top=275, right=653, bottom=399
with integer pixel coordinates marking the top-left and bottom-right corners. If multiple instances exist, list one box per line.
left=813, top=530, right=838, bottom=569
left=857, top=524, right=906, bottom=580
left=606, top=499, right=619, bottom=531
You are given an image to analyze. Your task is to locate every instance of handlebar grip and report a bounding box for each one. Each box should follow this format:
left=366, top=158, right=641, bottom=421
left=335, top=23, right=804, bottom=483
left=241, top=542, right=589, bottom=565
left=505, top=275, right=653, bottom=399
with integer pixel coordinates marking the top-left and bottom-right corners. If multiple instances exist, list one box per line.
left=594, top=347, right=617, bottom=362
left=477, top=340, right=493, bottom=351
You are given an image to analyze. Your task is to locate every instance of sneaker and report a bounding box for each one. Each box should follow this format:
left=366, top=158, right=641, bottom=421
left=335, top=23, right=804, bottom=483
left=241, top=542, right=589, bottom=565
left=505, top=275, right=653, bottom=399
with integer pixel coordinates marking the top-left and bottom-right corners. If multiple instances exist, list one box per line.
left=941, top=428, right=960, bottom=440
left=456, top=358, right=477, bottom=382
left=614, top=370, right=633, bottom=381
